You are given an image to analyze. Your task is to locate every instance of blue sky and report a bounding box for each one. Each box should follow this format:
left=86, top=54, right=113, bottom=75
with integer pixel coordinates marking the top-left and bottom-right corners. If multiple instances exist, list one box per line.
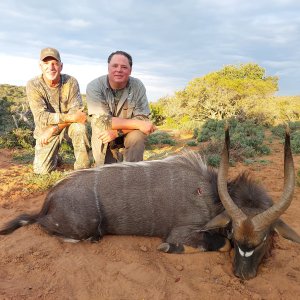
left=0, top=0, right=300, bottom=101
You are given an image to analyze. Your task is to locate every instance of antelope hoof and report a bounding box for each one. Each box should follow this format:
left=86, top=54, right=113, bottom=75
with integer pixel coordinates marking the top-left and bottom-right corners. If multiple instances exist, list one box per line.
left=157, top=242, right=170, bottom=252
left=157, top=243, right=185, bottom=253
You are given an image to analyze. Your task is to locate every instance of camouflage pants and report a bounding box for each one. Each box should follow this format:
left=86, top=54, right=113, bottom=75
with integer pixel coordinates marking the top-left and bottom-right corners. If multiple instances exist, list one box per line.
left=33, top=123, right=90, bottom=174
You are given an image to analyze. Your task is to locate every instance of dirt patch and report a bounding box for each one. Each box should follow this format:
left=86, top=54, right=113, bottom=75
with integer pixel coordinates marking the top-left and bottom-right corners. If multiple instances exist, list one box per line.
left=0, top=137, right=300, bottom=299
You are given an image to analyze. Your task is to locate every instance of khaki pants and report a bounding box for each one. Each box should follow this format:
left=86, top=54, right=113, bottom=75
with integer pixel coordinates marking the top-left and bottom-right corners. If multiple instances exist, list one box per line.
left=91, top=127, right=146, bottom=166
left=33, top=123, right=90, bottom=174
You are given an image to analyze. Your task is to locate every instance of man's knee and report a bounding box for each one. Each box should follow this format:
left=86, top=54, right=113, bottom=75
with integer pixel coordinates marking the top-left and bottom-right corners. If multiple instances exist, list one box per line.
left=124, top=130, right=146, bottom=147
left=68, top=123, right=90, bottom=148
left=33, top=137, right=60, bottom=174
left=68, top=123, right=88, bottom=137
left=68, top=123, right=90, bottom=168
left=123, top=130, right=146, bottom=162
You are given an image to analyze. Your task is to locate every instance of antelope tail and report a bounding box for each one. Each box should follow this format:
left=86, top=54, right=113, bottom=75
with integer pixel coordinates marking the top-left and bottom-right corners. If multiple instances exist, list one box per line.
left=0, top=213, right=39, bottom=235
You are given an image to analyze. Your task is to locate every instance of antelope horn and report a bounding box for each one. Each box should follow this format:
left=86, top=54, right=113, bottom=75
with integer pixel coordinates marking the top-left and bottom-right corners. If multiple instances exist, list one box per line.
left=252, top=125, right=295, bottom=231
left=217, top=123, right=247, bottom=225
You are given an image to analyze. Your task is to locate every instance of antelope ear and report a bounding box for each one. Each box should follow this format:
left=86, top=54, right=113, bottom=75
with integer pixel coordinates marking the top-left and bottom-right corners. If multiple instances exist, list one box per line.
left=201, top=211, right=231, bottom=232
left=273, top=219, right=300, bottom=243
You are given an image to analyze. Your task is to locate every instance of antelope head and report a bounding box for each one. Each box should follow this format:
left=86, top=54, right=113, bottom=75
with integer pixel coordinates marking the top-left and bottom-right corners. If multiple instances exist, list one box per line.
left=215, top=125, right=300, bottom=279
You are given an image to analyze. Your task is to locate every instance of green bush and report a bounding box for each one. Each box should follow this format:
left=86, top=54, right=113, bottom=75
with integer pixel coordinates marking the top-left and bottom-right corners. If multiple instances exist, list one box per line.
left=199, top=140, right=222, bottom=167
left=0, top=84, right=26, bottom=101
left=290, top=131, right=300, bottom=154
left=0, top=98, right=13, bottom=133
left=197, top=119, right=270, bottom=163
left=186, top=140, right=198, bottom=147
left=12, top=149, right=35, bottom=164
left=271, top=122, right=300, bottom=153
left=271, top=124, right=286, bottom=138
left=193, top=128, right=200, bottom=139
left=0, top=128, right=35, bottom=149
left=207, top=154, right=221, bottom=167
left=244, top=158, right=255, bottom=165
left=147, top=131, right=176, bottom=146
left=258, top=144, right=271, bottom=155
left=199, top=136, right=236, bottom=167
left=0, top=85, right=35, bottom=150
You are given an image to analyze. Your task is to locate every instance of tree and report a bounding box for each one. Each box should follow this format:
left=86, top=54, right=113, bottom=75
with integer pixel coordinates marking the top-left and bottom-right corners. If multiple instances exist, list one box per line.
left=157, top=63, right=278, bottom=122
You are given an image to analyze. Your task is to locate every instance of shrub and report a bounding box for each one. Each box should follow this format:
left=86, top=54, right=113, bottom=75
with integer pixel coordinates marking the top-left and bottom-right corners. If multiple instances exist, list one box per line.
left=207, top=154, right=221, bottom=167
left=199, top=140, right=222, bottom=167
left=0, top=98, right=13, bottom=133
left=147, top=131, right=176, bottom=146
left=196, top=119, right=270, bottom=163
left=0, top=85, right=35, bottom=149
left=193, top=127, right=200, bottom=139
left=186, top=140, right=198, bottom=147
left=271, top=124, right=286, bottom=138
left=0, top=128, right=35, bottom=149
left=12, top=149, right=35, bottom=164
left=290, top=131, right=300, bottom=154
left=271, top=122, right=300, bottom=153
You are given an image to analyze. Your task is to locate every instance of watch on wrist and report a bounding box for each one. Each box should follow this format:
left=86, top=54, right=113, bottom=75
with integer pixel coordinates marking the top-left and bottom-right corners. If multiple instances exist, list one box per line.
left=117, top=129, right=124, bottom=137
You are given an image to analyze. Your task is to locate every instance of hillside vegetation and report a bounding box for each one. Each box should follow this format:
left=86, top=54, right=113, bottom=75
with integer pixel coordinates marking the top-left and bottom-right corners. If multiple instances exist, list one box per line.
left=150, top=63, right=300, bottom=130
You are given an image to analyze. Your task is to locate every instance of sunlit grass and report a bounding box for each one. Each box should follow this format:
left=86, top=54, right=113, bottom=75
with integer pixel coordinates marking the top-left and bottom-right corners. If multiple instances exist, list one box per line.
left=25, top=170, right=70, bottom=192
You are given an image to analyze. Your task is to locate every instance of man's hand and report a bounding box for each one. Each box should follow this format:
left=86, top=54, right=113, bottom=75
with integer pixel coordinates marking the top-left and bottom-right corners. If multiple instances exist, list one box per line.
left=72, top=109, right=87, bottom=124
left=111, top=117, right=156, bottom=135
left=65, top=108, right=87, bottom=124
left=38, top=126, right=56, bottom=146
left=98, top=130, right=118, bottom=144
left=138, top=121, right=156, bottom=135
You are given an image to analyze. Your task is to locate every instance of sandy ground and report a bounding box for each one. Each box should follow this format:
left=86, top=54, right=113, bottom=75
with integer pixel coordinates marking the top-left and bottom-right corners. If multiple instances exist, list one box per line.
left=0, top=137, right=300, bottom=300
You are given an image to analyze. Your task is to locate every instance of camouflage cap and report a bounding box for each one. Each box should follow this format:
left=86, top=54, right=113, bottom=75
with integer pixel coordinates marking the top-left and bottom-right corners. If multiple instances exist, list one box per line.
left=40, top=47, right=61, bottom=62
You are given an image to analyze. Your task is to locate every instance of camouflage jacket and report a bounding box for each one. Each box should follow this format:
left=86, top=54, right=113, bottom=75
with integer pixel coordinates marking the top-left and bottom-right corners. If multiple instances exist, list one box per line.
left=86, top=75, right=150, bottom=130
left=26, top=74, right=83, bottom=138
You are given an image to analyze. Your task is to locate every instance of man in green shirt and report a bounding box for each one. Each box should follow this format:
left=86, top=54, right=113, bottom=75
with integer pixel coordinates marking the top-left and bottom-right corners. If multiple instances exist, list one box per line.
left=27, top=47, right=90, bottom=174
left=86, top=50, right=156, bottom=166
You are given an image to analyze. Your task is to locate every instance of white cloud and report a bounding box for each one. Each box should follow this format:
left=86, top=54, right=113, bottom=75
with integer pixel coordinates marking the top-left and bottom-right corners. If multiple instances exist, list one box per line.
left=66, top=19, right=91, bottom=29
left=63, top=62, right=106, bottom=94
left=0, top=54, right=39, bottom=86
left=135, top=72, right=185, bottom=101
left=0, top=0, right=300, bottom=97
